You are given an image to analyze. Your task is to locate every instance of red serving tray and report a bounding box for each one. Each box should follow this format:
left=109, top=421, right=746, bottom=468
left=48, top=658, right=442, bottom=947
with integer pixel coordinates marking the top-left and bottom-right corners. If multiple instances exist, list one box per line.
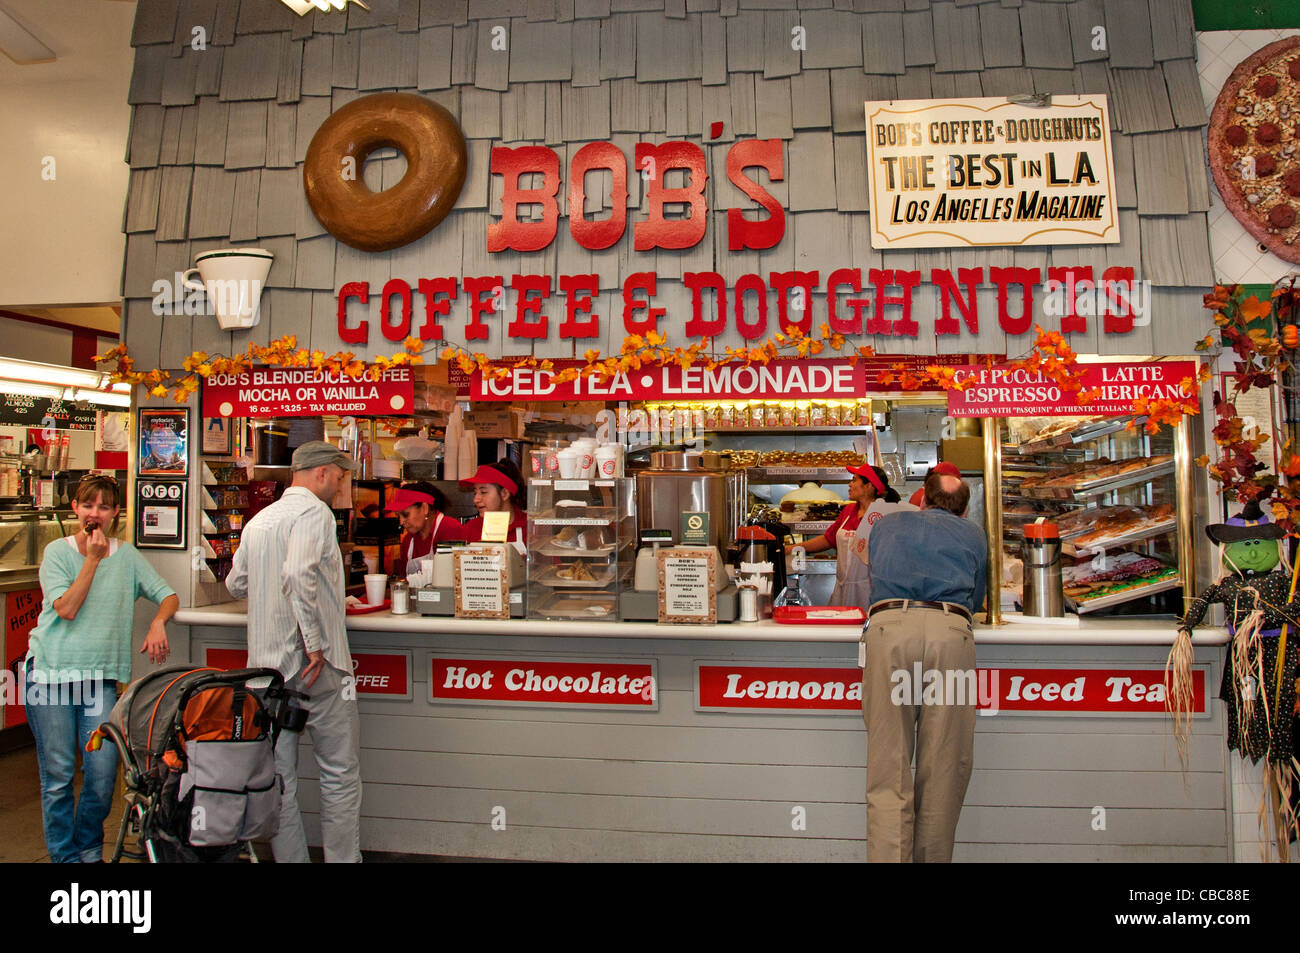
left=346, top=599, right=390, bottom=615
left=772, top=605, right=866, bottom=625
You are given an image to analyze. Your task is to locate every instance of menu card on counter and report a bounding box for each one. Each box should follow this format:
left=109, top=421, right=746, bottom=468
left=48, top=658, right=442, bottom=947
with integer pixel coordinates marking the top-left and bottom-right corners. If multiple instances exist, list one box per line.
left=453, top=545, right=509, bottom=619
left=657, top=547, right=718, bottom=625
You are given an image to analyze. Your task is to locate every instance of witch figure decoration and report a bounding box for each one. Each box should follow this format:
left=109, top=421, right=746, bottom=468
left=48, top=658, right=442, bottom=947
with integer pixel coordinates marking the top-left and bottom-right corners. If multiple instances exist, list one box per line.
left=1169, top=500, right=1300, bottom=856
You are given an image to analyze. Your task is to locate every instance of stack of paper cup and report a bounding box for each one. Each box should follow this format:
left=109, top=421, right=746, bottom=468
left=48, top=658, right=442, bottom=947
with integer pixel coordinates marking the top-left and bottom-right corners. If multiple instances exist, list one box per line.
left=556, top=448, right=580, bottom=478
left=572, top=438, right=597, bottom=478
left=595, top=443, right=623, bottom=478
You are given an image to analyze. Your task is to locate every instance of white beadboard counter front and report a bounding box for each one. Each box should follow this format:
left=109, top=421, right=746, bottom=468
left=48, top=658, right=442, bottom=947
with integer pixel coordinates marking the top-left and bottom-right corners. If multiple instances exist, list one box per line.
left=175, top=603, right=1227, bottom=646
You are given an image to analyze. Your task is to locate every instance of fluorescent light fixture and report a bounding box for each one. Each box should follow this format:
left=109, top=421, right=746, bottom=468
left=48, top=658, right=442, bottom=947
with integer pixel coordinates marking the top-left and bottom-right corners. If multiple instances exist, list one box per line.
left=72, top=388, right=131, bottom=408
left=0, top=3, right=55, bottom=65
left=0, top=379, right=63, bottom=400
left=0, top=358, right=119, bottom=390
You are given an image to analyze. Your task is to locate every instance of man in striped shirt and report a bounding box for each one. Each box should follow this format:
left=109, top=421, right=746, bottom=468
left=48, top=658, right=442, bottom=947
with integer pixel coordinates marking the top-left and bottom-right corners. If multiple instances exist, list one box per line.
left=227, top=440, right=362, bottom=863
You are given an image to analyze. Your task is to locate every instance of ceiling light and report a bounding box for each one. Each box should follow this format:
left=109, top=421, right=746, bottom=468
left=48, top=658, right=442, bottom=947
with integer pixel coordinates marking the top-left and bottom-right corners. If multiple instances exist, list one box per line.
left=279, top=0, right=369, bottom=14
left=72, top=388, right=131, bottom=409
left=0, top=379, right=63, bottom=400
left=0, top=358, right=116, bottom=390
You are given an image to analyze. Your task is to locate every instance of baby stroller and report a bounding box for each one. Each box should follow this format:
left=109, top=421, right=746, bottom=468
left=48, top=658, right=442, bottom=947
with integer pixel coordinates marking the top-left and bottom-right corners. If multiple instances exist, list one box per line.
left=89, top=665, right=297, bottom=863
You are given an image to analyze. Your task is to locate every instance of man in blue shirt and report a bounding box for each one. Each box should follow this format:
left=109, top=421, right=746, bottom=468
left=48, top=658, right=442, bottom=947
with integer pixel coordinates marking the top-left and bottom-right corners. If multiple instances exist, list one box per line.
left=863, top=472, right=988, bottom=862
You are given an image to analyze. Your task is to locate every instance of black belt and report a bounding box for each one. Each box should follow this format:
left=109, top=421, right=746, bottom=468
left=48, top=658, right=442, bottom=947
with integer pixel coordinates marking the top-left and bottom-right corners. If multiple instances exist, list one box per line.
left=869, top=599, right=971, bottom=623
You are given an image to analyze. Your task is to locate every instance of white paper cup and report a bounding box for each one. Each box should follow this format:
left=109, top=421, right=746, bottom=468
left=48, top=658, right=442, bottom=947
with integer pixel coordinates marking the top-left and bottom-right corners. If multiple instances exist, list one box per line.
left=595, top=444, right=622, bottom=478
left=364, top=573, right=388, bottom=606
left=556, top=448, right=580, bottom=479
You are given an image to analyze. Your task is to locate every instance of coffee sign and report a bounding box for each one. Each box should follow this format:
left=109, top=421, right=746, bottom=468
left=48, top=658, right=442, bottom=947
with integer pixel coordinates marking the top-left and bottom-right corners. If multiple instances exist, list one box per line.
left=864, top=95, right=1118, bottom=249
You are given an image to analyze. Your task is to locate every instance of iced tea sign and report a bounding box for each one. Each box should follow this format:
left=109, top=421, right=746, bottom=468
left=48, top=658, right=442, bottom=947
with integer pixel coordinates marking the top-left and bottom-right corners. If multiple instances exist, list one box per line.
left=864, top=95, right=1118, bottom=249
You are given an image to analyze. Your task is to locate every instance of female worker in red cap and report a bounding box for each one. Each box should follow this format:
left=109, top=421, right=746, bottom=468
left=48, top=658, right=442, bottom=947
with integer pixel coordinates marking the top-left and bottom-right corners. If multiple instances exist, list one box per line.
left=785, top=463, right=916, bottom=607
left=385, top=481, right=463, bottom=577
left=459, top=459, right=529, bottom=543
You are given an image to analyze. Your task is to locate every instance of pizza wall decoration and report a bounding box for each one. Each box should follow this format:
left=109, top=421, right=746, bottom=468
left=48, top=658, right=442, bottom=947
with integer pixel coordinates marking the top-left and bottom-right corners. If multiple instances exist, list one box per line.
left=1209, top=37, right=1300, bottom=266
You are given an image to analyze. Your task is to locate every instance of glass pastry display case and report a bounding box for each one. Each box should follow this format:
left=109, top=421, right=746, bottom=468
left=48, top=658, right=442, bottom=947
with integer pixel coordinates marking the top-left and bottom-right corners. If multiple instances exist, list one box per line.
left=998, top=415, right=1189, bottom=617
left=0, top=509, right=79, bottom=577
left=527, top=477, right=635, bottom=620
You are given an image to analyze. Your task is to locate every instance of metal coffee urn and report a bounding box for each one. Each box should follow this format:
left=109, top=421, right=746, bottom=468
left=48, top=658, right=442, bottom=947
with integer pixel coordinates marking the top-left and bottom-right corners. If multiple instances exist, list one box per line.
left=634, top=451, right=747, bottom=552
left=1022, top=520, right=1064, bottom=617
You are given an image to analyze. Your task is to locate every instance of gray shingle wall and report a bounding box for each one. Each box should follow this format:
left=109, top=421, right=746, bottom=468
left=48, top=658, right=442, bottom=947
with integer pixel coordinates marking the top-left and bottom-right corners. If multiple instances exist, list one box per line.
left=122, top=0, right=1210, bottom=361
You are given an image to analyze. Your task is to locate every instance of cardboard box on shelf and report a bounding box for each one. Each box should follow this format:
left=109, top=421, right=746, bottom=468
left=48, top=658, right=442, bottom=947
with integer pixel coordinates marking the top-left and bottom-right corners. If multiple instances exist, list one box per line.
left=464, top=407, right=525, bottom=438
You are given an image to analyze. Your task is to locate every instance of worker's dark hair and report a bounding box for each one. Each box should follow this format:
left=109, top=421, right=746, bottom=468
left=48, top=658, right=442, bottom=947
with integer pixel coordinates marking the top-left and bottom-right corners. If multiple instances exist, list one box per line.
left=399, top=480, right=447, bottom=513
left=923, top=472, right=970, bottom=517
left=868, top=465, right=901, bottom=504
left=492, top=458, right=527, bottom=510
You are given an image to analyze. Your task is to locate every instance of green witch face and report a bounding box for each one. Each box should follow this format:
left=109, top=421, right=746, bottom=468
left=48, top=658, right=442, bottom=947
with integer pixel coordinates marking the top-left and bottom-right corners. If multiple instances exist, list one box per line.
left=1223, top=537, right=1280, bottom=573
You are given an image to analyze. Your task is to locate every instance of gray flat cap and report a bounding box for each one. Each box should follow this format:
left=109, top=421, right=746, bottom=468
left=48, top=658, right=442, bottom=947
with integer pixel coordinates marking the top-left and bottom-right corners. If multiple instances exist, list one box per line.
left=291, top=440, right=355, bottom=471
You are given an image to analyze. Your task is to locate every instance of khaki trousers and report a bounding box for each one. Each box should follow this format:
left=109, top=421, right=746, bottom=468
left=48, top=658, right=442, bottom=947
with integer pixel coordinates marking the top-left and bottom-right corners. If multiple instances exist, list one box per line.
left=862, top=604, right=976, bottom=863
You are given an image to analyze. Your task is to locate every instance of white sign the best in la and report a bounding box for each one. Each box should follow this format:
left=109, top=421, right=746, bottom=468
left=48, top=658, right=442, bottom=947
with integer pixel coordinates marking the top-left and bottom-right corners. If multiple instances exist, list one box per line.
left=863, top=95, right=1119, bottom=249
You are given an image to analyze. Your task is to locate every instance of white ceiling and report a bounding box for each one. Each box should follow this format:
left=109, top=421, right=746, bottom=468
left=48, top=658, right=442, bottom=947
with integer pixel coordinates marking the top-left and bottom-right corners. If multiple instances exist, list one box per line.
left=0, top=0, right=135, bottom=84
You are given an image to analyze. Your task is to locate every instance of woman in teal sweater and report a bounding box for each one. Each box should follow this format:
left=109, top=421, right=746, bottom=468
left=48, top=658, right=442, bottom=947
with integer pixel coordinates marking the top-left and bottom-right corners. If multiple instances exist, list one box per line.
left=24, top=474, right=177, bottom=863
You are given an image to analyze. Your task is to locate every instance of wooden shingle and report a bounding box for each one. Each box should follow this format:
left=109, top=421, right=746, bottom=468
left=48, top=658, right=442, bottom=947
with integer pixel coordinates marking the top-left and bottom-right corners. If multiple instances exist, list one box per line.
left=932, top=2, right=983, bottom=73
left=158, top=107, right=184, bottom=165
left=1181, top=129, right=1210, bottom=213
left=295, top=97, right=332, bottom=163
left=195, top=47, right=224, bottom=97
left=788, top=131, right=837, bottom=211
left=730, top=72, right=758, bottom=135
left=830, top=69, right=895, bottom=133
left=161, top=50, right=199, bottom=107
left=133, top=0, right=180, bottom=46
left=293, top=235, right=336, bottom=290
left=460, top=87, right=503, bottom=137
left=790, top=69, right=831, bottom=128
left=235, top=0, right=297, bottom=33
left=469, top=0, right=531, bottom=16
left=212, top=0, right=239, bottom=45
left=978, top=4, right=1022, bottom=69
left=1174, top=213, right=1213, bottom=284
left=1019, top=1, right=1072, bottom=69
left=1102, top=0, right=1153, bottom=69
left=176, top=104, right=199, bottom=165
left=228, top=169, right=262, bottom=242
left=224, top=101, right=268, bottom=170
left=257, top=168, right=300, bottom=236
left=451, top=23, right=477, bottom=84
left=901, top=9, right=936, bottom=66
left=702, top=84, right=736, bottom=141
left=929, top=70, right=982, bottom=98
left=188, top=166, right=236, bottom=238
left=332, top=32, right=360, bottom=88
left=978, top=67, right=1032, bottom=98
left=265, top=103, right=298, bottom=168
left=301, top=36, right=334, bottom=96
left=128, top=45, right=168, bottom=105
left=259, top=237, right=298, bottom=291
left=1066, top=0, right=1106, bottom=63
left=574, top=0, right=612, bottom=15
left=727, top=12, right=763, bottom=71
left=359, top=28, right=421, bottom=90
left=418, top=26, right=455, bottom=89
left=1138, top=216, right=1183, bottom=286
left=129, top=104, right=167, bottom=169
left=572, top=20, right=601, bottom=85
left=636, top=11, right=702, bottom=81
left=861, top=12, right=905, bottom=75
left=172, top=0, right=219, bottom=55
left=702, top=14, right=728, bottom=85
left=1162, top=58, right=1206, bottom=128
left=219, top=33, right=282, bottom=100
left=349, top=0, right=400, bottom=28
left=422, top=0, right=470, bottom=26
left=510, top=19, right=575, bottom=82
left=295, top=184, right=329, bottom=240
left=832, top=133, right=868, bottom=211
left=527, top=0, right=557, bottom=21
left=546, top=81, right=564, bottom=144
left=1111, top=132, right=1137, bottom=208
left=1109, top=67, right=1174, bottom=133
left=125, top=168, right=162, bottom=234
left=800, top=10, right=864, bottom=70
left=1031, top=68, right=1076, bottom=96
left=895, top=66, right=933, bottom=99
left=400, top=0, right=424, bottom=30
left=755, top=76, right=794, bottom=139
left=762, top=11, right=800, bottom=79
left=1149, top=0, right=1194, bottom=62
left=472, top=18, right=510, bottom=91
left=599, top=14, right=637, bottom=80
left=278, top=35, right=304, bottom=104
left=562, top=82, right=612, bottom=139
left=1132, top=131, right=1188, bottom=215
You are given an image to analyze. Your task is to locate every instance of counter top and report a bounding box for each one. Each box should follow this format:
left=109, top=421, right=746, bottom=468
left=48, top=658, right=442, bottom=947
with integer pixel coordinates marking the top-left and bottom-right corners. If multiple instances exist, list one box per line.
left=176, top=602, right=1229, bottom=646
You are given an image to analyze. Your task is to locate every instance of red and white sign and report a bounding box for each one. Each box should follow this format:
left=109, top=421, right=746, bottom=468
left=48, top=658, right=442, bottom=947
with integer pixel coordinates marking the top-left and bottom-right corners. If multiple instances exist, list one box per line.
left=3, top=588, right=40, bottom=728
left=431, top=656, right=657, bottom=710
left=201, top=366, right=414, bottom=419
left=695, top=662, right=1207, bottom=717
left=469, top=358, right=865, bottom=402
left=946, top=360, right=1199, bottom=417
left=204, top=647, right=412, bottom=699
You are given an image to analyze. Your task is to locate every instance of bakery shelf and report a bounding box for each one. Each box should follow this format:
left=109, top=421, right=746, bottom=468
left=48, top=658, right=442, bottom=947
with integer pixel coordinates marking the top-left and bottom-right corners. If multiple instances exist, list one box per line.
left=1073, top=574, right=1181, bottom=614
left=748, top=466, right=856, bottom=482
left=784, top=520, right=834, bottom=533
left=1067, top=519, right=1178, bottom=556
left=535, top=565, right=618, bottom=588
left=1071, top=461, right=1174, bottom=496
left=1013, top=416, right=1147, bottom=454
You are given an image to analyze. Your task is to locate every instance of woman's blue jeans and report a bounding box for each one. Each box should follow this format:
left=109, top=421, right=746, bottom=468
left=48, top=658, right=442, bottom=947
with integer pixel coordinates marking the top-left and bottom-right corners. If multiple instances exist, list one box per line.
left=24, top=663, right=120, bottom=863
